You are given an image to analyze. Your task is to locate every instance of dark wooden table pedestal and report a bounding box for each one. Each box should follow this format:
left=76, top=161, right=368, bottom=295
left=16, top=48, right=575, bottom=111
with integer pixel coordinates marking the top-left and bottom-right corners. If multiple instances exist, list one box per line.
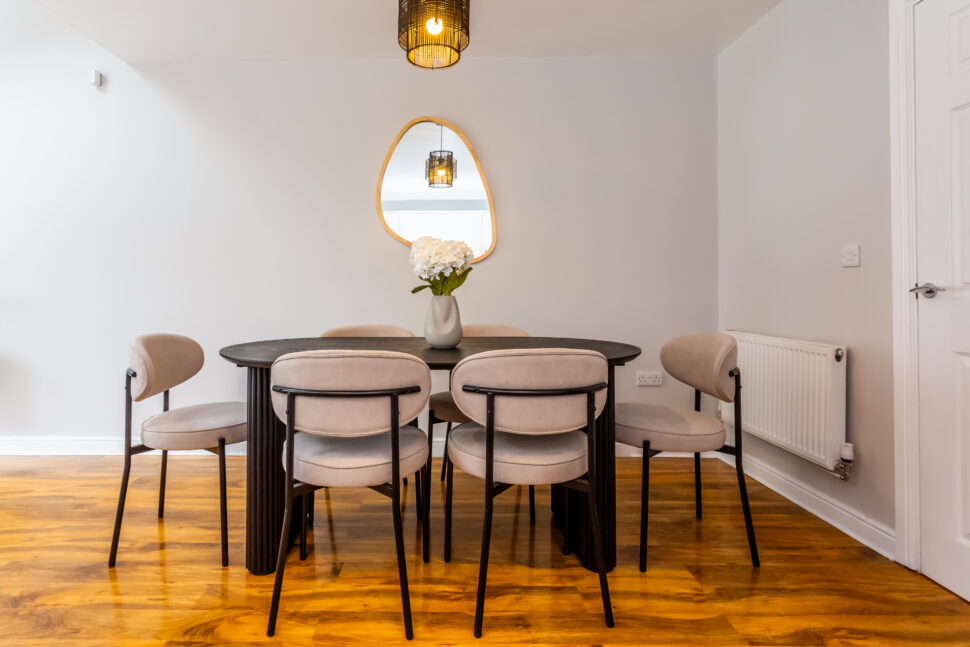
left=245, top=366, right=313, bottom=575
left=222, top=337, right=640, bottom=576
left=551, top=363, right=617, bottom=571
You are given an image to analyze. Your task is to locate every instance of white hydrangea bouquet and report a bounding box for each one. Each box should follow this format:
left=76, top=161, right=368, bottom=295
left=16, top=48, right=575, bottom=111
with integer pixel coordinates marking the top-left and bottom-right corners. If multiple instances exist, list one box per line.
left=409, top=236, right=474, bottom=296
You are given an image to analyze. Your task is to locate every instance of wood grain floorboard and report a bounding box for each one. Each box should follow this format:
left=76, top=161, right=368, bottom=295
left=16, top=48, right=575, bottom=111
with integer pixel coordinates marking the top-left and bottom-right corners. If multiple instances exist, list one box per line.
left=0, top=456, right=966, bottom=646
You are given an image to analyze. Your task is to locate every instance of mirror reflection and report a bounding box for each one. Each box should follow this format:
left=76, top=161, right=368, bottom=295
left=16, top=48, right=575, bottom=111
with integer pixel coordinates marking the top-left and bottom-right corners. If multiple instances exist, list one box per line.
left=378, top=118, right=495, bottom=261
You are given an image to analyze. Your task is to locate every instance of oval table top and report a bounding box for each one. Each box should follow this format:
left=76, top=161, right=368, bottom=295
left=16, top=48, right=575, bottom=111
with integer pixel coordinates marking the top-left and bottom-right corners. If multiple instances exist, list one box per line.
left=220, top=336, right=642, bottom=370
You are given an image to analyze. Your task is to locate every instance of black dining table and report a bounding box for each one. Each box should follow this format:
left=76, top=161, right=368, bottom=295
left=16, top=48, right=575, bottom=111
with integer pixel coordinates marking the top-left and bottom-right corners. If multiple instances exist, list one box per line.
left=220, top=336, right=641, bottom=575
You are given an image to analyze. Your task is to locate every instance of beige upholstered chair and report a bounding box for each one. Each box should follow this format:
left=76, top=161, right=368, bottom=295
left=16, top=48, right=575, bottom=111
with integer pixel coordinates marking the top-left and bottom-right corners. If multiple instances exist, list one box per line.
left=321, top=324, right=415, bottom=337
left=319, top=324, right=422, bottom=509
left=266, top=350, right=431, bottom=640
left=109, top=334, right=247, bottom=568
left=429, top=325, right=532, bottom=511
left=444, top=349, right=614, bottom=637
left=614, top=333, right=759, bottom=572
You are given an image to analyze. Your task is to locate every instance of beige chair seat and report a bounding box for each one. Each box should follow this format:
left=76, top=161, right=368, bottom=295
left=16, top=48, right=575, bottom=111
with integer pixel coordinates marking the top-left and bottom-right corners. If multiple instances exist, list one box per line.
left=447, top=422, right=588, bottom=486
left=614, top=402, right=725, bottom=453
left=285, top=425, right=429, bottom=488
left=141, top=401, right=247, bottom=451
left=429, top=391, right=470, bottom=424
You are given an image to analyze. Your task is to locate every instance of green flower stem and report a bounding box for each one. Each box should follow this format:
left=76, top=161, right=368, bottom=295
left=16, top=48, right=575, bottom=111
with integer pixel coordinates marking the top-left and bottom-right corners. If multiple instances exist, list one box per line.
left=411, top=266, right=472, bottom=296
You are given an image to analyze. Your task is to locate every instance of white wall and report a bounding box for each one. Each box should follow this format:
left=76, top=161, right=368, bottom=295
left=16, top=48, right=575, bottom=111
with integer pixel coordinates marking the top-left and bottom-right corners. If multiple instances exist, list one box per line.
left=718, top=0, right=893, bottom=531
left=0, top=0, right=718, bottom=448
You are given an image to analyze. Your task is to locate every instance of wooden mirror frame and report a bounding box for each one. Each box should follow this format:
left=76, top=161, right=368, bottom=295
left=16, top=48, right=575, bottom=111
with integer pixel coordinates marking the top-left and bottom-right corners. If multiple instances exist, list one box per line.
left=376, top=116, right=497, bottom=263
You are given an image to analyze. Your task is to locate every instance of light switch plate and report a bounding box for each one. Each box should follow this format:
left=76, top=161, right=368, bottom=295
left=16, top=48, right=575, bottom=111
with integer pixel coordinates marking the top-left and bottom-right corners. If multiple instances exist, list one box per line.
left=841, top=243, right=861, bottom=267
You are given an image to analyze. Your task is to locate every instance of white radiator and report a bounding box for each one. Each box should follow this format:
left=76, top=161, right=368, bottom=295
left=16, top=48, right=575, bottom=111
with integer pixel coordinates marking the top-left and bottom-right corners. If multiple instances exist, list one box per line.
left=719, top=331, right=847, bottom=470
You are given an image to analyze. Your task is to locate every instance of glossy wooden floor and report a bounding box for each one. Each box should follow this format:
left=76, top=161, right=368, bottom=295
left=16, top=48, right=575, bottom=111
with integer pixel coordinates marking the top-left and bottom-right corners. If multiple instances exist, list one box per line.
left=1, top=456, right=968, bottom=646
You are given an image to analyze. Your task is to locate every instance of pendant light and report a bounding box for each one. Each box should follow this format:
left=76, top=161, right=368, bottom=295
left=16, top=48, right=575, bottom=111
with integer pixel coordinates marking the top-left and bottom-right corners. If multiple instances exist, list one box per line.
left=426, top=123, right=456, bottom=188
left=398, top=0, right=470, bottom=70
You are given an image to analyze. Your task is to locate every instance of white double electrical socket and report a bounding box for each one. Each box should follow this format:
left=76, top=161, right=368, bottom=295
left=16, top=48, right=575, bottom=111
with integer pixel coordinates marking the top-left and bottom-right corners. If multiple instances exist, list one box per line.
left=636, top=371, right=663, bottom=387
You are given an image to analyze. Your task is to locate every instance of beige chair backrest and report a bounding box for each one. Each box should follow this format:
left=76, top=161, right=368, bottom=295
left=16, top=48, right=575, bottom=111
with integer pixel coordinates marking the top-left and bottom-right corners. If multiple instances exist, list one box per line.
left=271, top=350, right=430, bottom=437
left=660, top=333, right=737, bottom=402
left=462, top=324, right=529, bottom=337
left=129, top=334, right=205, bottom=402
left=451, top=349, right=608, bottom=435
left=321, top=325, right=415, bottom=338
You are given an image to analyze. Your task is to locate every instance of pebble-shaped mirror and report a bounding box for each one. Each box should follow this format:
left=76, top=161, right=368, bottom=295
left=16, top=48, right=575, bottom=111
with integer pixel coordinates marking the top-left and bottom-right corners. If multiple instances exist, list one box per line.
left=377, top=117, right=496, bottom=262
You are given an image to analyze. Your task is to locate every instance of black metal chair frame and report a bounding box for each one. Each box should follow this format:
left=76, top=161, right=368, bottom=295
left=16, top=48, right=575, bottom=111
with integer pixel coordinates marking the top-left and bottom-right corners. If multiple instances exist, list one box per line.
left=639, top=367, right=760, bottom=572
left=109, top=368, right=230, bottom=568
left=266, top=384, right=430, bottom=640
left=444, top=382, right=615, bottom=638
left=432, top=407, right=536, bottom=522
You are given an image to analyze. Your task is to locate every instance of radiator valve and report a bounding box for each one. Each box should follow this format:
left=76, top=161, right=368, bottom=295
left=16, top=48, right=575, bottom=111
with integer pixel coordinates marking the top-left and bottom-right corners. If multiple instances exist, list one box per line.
left=832, top=443, right=854, bottom=480
left=840, top=443, right=855, bottom=462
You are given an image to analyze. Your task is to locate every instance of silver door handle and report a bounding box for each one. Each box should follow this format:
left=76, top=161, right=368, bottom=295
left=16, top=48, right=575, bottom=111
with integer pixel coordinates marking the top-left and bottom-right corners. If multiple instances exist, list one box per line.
left=910, top=283, right=946, bottom=298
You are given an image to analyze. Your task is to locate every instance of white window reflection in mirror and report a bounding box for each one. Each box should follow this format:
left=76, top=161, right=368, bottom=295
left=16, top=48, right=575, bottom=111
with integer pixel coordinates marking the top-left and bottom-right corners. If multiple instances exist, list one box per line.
left=377, top=117, right=496, bottom=262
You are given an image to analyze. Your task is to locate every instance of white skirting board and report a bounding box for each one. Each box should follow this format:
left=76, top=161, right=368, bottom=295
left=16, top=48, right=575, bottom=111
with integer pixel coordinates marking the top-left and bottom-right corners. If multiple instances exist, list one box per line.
left=715, top=452, right=896, bottom=559
left=0, top=436, right=716, bottom=460
left=0, top=436, right=249, bottom=456
left=0, top=434, right=895, bottom=559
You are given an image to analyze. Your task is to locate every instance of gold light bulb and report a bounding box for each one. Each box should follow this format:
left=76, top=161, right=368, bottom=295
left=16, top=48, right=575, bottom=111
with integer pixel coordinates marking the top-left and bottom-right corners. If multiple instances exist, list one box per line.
left=426, top=17, right=443, bottom=35
left=436, top=168, right=446, bottom=177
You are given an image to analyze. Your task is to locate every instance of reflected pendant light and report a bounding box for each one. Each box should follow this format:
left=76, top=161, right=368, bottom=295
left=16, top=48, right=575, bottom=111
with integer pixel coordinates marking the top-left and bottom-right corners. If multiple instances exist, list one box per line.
left=398, top=0, right=470, bottom=70
left=426, top=123, right=456, bottom=188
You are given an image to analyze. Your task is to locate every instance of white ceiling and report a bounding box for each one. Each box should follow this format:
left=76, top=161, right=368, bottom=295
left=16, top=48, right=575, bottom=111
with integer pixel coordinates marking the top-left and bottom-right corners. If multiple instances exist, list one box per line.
left=37, top=0, right=781, bottom=64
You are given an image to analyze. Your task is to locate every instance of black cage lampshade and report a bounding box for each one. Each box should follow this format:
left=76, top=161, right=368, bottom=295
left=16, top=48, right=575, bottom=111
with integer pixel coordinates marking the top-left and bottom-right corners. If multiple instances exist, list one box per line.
left=426, top=150, right=456, bottom=187
left=398, top=0, right=470, bottom=70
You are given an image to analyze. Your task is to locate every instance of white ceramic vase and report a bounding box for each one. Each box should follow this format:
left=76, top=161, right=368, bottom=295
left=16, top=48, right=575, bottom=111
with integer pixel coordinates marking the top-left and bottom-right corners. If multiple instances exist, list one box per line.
left=424, top=295, right=463, bottom=348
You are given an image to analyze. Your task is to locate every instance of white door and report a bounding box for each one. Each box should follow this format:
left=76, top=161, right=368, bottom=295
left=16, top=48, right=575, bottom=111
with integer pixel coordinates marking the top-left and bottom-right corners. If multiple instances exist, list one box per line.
left=915, top=0, right=970, bottom=601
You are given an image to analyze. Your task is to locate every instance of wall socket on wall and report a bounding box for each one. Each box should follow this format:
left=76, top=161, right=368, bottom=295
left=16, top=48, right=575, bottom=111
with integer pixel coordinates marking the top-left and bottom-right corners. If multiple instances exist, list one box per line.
left=841, top=243, right=861, bottom=267
left=636, top=371, right=663, bottom=387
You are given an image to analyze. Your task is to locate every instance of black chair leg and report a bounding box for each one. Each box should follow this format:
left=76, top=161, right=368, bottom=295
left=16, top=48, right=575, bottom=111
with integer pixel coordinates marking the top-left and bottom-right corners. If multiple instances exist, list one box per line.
left=414, top=419, right=424, bottom=523
left=640, top=440, right=651, bottom=573
left=444, top=458, right=454, bottom=562
left=158, top=450, right=168, bottom=519
left=267, top=493, right=293, bottom=636
left=425, top=420, right=434, bottom=508
left=426, top=462, right=432, bottom=526
left=403, top=428, right=416, bottom=494
left=473, top=495, right=494, bottom=638
left=694, top=452, right=702, bottom=520
left=585, top=485, right=615, bottom=627
left=415, top=470, right=424, bottom=522
left=562, top=497, right=570, bottom=555
left=735, top=456, right=760, bottom=567
left=108, top=459, right=132, bottom=567
left=218, top=438, right=229, bottom=567
left=392, top=485, right=414, bottom=640
left=421, top=468, right=430, bottom=563
left=440, top=421, right=452, bottom=482
left=299, top=494, right=308, bottom=561
left=528, top=485, right=536, bottom=523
